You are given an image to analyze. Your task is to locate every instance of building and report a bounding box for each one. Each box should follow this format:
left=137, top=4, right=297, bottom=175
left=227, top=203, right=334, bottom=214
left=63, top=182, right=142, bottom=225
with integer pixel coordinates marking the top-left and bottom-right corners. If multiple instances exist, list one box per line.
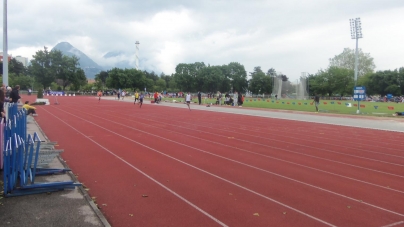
left=0, top=52, right=12, bottom=62
left=0, top=53, right=29, bottom=67
left=14, top=56, right=29, bottom=67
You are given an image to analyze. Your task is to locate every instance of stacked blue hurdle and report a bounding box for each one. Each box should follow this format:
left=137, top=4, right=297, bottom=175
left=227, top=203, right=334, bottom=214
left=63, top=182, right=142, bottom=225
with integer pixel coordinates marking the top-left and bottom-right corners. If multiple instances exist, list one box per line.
left=2, top=103, right=81, bottom=197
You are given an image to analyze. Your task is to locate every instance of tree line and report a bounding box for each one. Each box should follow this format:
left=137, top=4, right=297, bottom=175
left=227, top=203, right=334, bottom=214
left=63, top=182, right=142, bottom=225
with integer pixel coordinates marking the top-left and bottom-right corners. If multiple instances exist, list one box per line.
left=1, top=46, right=403, bottom=97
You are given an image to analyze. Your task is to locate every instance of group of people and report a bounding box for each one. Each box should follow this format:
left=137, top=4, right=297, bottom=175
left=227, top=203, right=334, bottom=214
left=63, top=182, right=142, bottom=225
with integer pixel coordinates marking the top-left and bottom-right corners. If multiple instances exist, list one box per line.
left=196, top=91, right=244, bottom=107
left=153, top=91, right=163, bottom=104
left=0, top=85, right=38, bottom=120
left=97, top=90, right=145, bottom=108
left=115, top=90, right=127, bottom=100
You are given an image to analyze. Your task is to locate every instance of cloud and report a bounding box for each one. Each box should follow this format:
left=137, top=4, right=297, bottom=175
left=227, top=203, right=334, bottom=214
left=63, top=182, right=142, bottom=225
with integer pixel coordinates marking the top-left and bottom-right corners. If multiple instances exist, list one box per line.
left=3, top=0, right=404, bottom=80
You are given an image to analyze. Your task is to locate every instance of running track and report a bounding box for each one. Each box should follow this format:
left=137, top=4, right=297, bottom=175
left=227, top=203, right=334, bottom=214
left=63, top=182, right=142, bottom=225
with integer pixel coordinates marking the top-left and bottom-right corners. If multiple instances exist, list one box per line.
left=26, top=95, right=404, bottom=227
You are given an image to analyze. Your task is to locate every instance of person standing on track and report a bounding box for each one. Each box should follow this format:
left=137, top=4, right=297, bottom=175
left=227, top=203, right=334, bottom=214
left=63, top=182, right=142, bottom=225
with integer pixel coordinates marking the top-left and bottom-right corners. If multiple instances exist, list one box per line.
left=97, top=90, right=102, bottom=102
left=197, top=91, right=202, bottom=105
left=312, top=93, right=320, bottom=112
left=185, top=92, right=192, bottom=111
left=139, top=93, right=144, bottom=108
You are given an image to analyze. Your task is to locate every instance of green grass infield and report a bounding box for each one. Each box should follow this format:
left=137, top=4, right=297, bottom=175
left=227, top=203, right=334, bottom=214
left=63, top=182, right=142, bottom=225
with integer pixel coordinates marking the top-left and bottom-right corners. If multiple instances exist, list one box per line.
left=154, top=97, right=404, bottom=116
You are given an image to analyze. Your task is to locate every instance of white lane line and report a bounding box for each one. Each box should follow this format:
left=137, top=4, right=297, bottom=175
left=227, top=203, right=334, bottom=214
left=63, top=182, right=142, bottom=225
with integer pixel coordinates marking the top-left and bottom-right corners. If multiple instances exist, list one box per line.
left=141, top=110, right=404, bottom=155
left=56, top=106, right=404, bottom=219
left=48, top=106, right=337, bottom=227
left=111, top=109, right=404, bottom=179
left=135, top=112, right=404, bottom=167
left=175, top=116, right=404, bottom=158
left=381, top=221, right=404, bottom=227
left=42, top=109, right=228, bottom=227
left=97, top=108, right=404, bottom=194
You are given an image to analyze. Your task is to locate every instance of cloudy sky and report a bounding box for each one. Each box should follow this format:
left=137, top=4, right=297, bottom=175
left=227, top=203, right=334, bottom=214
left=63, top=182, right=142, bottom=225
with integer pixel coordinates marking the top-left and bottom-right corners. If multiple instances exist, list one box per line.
left=3, top=0, right=404, bottom=80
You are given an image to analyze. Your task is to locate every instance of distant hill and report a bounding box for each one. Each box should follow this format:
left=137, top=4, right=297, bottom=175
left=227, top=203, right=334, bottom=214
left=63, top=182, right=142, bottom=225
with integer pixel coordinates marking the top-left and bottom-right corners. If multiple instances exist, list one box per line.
left=52, top=42, right=103, bottom=79
left=102, top=50, right=135, bottom=70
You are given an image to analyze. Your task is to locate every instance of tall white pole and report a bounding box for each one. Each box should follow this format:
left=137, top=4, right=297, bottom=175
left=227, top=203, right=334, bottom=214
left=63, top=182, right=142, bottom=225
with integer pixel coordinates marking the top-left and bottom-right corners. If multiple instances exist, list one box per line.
left=135, top=41, right=139, bottom=70
left=350, top=18, right=363, bottom=114
left=3, top=0, right=8, bottom=86
left=354, top=20, right=359, bottom=86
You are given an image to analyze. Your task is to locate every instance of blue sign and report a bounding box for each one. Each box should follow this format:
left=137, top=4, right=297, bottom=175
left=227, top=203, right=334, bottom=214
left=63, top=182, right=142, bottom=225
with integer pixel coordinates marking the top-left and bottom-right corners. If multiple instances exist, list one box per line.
left=387, top=94, right=393, bottom=99
left=353, top=86, right=366, bottom=101
left=48, top=91, right=65, bottom=95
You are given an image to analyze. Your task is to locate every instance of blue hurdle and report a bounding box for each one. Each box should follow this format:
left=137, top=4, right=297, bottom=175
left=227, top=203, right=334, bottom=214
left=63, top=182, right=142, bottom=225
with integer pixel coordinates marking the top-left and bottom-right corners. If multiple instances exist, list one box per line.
left=2, top=103, right=81, bottom=197
left=3, top=132, right=81, bottom=197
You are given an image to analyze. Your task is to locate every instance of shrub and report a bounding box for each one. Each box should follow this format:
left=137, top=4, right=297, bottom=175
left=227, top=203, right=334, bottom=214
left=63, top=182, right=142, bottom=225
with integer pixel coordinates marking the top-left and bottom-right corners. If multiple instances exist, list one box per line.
left=37, top=89, right=43, bottom=98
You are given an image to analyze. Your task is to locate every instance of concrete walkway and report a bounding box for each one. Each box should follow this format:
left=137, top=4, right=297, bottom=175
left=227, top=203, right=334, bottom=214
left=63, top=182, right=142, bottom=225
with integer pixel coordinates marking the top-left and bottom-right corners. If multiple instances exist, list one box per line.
left=120, top=97, right=404, bottom=133
left=0, top=115, right=110, bottom=227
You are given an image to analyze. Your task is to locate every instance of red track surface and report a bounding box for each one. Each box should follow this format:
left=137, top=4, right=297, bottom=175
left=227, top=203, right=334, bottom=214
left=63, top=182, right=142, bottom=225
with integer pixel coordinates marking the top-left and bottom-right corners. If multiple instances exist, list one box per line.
left=26, top=95, right=404, bottom=227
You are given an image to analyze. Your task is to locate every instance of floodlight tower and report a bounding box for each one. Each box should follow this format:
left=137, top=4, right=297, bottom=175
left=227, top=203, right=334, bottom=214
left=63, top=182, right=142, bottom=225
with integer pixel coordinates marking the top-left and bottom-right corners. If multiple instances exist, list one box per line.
left=135, top=41, right=140, bottom=70
left=350, top=18, right=363, bottom=86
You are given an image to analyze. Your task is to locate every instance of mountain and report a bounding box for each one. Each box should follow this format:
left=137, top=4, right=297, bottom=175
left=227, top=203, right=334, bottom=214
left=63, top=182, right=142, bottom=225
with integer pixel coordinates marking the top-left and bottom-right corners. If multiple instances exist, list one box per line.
left=102, top=51, right=135, bottom=69
left=52, top=42, right=103, bottom=79
left=103, top=51, right=124, bottom=59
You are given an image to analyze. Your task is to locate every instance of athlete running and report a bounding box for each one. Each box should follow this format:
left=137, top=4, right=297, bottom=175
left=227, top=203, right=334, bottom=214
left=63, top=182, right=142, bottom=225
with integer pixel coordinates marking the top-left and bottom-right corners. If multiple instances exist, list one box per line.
left=139, top=93, right=144, bottom=108
left=134, top=91, right=139, bottom=104
left=97, top=90, right=102, bottom=102
left=185, top=92, right=192, bottom=111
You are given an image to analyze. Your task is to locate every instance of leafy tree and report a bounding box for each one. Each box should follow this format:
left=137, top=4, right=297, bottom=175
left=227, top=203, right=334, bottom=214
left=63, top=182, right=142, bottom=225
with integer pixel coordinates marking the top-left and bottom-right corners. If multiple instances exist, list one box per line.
left=144, top=78, right=154, bottom=93
left=1, top=73, right=33, bottom=90
left=360, top=69, right=401, bottom=96
left=94, top=71, right=109, bottom=89
left=0, top=58, right=27, bottom=76
left=223, top=62, right=248, bottom=93
left=154, top=78, right=167, bottom=92
left=310, top=70, right=329, bottom=96
left=51, top=51, right=84, bottom=91
left=329, top=48, right=376, bottom=78
left=168, top=76, right=178, bottom=92
left=267, top=68, right=277, bottom=77
left=327, top=66, right=354, bottom=96
left=160, top=73, right=171, bottom=89
left=10, top=58, right=26, bottom=75
left=69, top=68, right=87, bottom=91
left=11, top=74, right=34, bottom=90
left=199, top=65, right=224, bottom=93
left=309, top=67, right=354, bottom=96
left=249, top=66, right=272, bottom=94
left=29, top=47, right=55, bottom=88
left=173, top=63, right=196, bottom=92
left=143, top=70, right=159, bottom=82
left=125, top=69, right=145, bottom=91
